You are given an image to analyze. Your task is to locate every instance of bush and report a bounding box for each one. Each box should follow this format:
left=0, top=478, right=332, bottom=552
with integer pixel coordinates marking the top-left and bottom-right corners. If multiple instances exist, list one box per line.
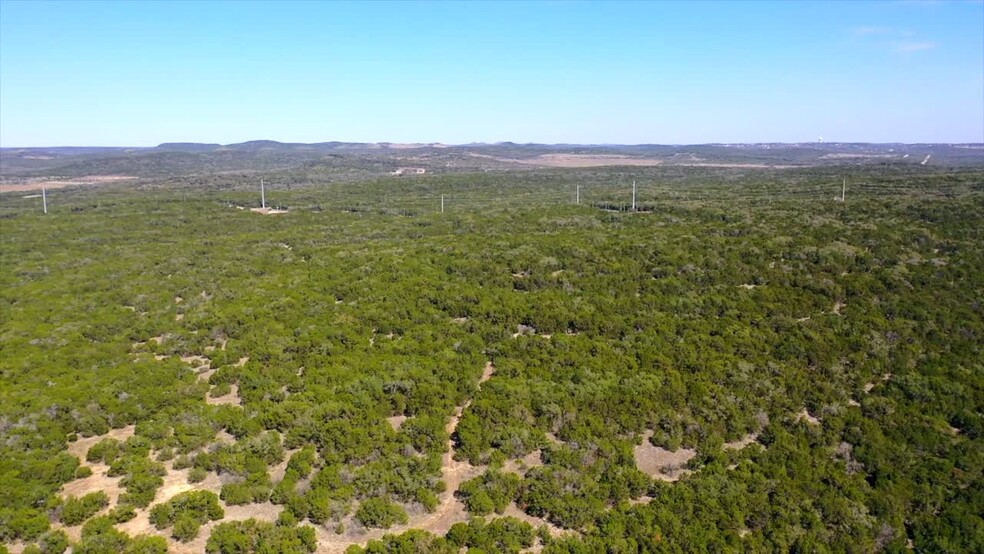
left=148, top=490, right=223, bottom=540
left=188, top=466, right=208, bottom=483
left=74, top=466, right=93, bottom=479
left=38, top=529, right=69, bottom=554
left=59, top=492, right=109, bottom=526
left=110, top=504, right=137, bottom=523
left=206, top=520, right=317, bottom=554
left=354, top=497, right=408, bottom=529
left=86, top=439, right=122, bottom=465
left=123, top=535, right=168, bottom=554
left=172, top=512, right=200, bottom=542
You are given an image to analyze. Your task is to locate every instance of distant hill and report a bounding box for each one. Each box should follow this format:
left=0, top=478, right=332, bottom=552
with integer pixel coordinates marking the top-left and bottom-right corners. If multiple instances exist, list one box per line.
left=2, top=141, right=982, bottom=179
left=156, top=142, right=221, bottom=152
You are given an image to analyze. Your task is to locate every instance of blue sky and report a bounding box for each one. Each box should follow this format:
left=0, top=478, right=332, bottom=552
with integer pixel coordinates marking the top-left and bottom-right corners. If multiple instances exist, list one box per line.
left=1, top=0, right=982, bottom=146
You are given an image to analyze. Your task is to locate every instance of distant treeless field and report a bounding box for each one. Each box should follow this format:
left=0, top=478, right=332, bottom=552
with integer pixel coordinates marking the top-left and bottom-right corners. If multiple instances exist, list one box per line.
left=0, top=175, right=136, bottom=193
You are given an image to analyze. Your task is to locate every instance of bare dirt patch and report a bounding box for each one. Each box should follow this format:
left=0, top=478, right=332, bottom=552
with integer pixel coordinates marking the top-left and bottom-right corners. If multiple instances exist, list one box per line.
left=387, top=415, right=408, bottom=431
left=502, top=450, right=543, bottom=476
left=465, top=152, right=663, bottom=168
left=634, top=431, right=695, bottom=482
left=67, top=425, right=137, bottom=460
left=723, top=432, right=759, bottom=451
left=529, top=154, right=665, bottom=168
left=269, top=448, right=301, bottom=483
left=0, top=175, right=136, bottom=193
left=501, top=502, right=568, bottom=537
left=206, top=384, right=242, bottom=406
left=249, top=207, right=289, bottom=215
left=180, top=355, right=210, bottom=370
left=796, top=409, right=821, bottom=425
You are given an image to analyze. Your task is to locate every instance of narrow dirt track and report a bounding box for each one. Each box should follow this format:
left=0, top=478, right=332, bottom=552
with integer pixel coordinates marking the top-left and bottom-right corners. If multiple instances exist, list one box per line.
left=316, top=361, right=496, bottom=553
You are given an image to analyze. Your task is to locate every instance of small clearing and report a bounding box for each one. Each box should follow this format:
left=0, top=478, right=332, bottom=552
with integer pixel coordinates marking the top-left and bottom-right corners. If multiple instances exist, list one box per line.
left=832, top=301, right=845, bottom=315
left=250, top=207, right=288, bottom=215
left=206, top=383, right=242, bottom=406
left=512, top=324, right=536, bottom=338
left=387, top=415, right=408, bottom=431
left=67, top=425, right=137, bottom=460
left=269, top=448, right=302, bottom=483
left=723, top=432, right=759, bottom=451
left=502, top=502, right=568, bottom=537
left=502, top=450, right=543, bottom=476
left=180, top=355, right=210, bottom=370
left=234, top=356, right=250, bottom=367
left=317, top=365, right=499, bottom=552
left=634, top=431, right=695, bottom=482
left=738, top=284, right=758, bottom=290
left=796, top=409, right=821, bottom=425
left=0, top=175, right=136, bottom=193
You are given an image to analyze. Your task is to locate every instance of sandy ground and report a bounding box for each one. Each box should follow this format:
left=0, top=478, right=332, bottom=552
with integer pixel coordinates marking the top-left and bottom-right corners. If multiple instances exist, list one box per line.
left=67, top=425, right=137, bottom=460
left=634, top=431, right=695, bottom=482
left=503, top=450, right=544, bottom=476
left=249, top=207, right=289, bottom=215
left=206, top=383, right=241, bottom=406
left=0, top=175, right=135, bottom=193
left=386, top=415, right=408, bottom=431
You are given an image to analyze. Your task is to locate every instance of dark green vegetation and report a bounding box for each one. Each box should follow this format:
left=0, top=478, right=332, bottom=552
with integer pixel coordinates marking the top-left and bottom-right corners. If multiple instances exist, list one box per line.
left=1, top=160, right=982, bottom=553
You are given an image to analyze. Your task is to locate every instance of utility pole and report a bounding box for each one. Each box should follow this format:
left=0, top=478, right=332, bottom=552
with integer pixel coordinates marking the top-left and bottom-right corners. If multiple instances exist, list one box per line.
left=631, top=180, right=636, bottom=212
left=842, top=179, right=846, bottom=202
left=576, top=184, right=580, bottom=205
left=261, top=179, right=266, bottom=209
left=441, top=194, right=444, bottom=214
left=42, top=186, right=47, bottom=215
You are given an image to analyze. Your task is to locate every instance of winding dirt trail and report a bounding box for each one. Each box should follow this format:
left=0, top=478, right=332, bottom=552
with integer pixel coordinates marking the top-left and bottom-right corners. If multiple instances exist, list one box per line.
left=317, top=361, right=496, bottom=553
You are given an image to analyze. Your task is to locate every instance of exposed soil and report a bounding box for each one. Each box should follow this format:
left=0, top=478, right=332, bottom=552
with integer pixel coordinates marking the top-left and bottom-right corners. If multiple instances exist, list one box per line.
left=314, top=362, right=497, bottom=552
left=386, top=415, right=408, bottom=431
left=796, top=409, right=821, bottom=425
left=503, top=450, right=544, bottom=476
left=206, top=384, right=241, bottom=406
left=723, top=432, right=759, bottom=451
left=0, top=175, right=136, bottom=193
left=67, top=425, right=137, bottom=460
left=634, top=431, right=695, bottom=482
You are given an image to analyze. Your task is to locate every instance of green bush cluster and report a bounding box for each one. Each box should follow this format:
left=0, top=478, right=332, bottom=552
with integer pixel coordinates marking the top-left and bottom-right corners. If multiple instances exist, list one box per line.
left=148, top=490, right=224, bottom=542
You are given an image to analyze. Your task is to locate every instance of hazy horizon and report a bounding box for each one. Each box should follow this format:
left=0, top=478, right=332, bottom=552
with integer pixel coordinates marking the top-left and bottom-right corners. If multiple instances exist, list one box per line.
left=4, top=139, right=984, bottom=150
left=2, top=0, right=982, bottom=147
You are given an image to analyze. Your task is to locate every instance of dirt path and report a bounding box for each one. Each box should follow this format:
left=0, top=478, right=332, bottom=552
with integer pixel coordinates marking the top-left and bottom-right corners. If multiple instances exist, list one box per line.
left=316, top=361, right=496, bottom=552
